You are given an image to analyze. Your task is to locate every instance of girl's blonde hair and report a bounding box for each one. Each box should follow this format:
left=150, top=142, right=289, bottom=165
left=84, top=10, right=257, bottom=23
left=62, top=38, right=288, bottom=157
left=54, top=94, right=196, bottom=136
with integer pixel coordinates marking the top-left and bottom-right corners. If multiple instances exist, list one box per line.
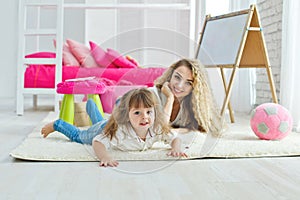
left=155, top=58, right=223, bottom=134
left=103, top=88, right=170, bottom=140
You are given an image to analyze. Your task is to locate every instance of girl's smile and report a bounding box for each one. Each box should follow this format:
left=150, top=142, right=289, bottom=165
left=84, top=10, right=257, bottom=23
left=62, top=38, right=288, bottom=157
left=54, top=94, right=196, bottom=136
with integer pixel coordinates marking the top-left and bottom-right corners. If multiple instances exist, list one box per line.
left=139, top=122, right=149, bottom=126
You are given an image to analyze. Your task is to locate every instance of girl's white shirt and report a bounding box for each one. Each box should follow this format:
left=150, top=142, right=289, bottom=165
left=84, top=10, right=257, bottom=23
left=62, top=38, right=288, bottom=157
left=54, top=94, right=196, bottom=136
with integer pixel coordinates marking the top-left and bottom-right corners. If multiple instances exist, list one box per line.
left=93, top=124, right=177, bottom=151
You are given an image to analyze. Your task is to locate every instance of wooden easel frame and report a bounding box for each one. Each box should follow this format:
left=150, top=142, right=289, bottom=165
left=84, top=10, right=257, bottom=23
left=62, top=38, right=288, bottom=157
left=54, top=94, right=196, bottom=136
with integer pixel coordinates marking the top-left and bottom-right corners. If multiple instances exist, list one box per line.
left=195, top=4, right=278, bottom=123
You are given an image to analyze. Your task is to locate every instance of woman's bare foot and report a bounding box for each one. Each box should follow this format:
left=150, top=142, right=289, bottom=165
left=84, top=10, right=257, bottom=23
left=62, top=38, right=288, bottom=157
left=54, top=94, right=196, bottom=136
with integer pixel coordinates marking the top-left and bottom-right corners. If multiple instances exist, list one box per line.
left=41, top=122, right=55, bottom=138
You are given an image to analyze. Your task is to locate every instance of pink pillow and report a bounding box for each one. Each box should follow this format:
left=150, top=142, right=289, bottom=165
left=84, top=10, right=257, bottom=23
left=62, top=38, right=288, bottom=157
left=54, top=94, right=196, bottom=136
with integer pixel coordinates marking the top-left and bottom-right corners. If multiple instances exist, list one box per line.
left=25, top=52, right=56, bottom=68
left=53, top=39, right=80, bottom=66
left=106, top=48, right=138, bottom=68
left=66, top=39, right=99, bottom=68
left=89, top=41, right=117, bottom=68
left=62, top=44, right=80, bottom=66
left=25, top=52, right=56, bottom=58
left=126, top=55, right=139, bottom=66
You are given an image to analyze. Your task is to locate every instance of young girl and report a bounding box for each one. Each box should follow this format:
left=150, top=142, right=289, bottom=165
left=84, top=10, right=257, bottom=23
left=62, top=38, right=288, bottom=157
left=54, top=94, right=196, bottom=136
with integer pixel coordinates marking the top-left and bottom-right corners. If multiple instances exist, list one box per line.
left=153, top=58, right=224, bottom=135
left=41, top=88, right=187, bottom=167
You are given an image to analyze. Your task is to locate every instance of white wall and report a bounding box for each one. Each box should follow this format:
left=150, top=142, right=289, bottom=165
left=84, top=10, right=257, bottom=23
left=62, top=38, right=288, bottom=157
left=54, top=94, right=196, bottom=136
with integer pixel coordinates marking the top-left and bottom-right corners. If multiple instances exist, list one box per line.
left=86, top=0, right=193, bottom=68
left=256, top=0, right=282, bottom=104
left=0, top=1, right=18, bottom=98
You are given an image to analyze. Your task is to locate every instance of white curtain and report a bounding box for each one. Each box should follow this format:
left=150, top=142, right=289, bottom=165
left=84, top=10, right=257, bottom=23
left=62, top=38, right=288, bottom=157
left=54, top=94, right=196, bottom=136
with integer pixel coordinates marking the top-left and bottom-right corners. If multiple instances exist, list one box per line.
left=281, top=0, right=300, bottom=132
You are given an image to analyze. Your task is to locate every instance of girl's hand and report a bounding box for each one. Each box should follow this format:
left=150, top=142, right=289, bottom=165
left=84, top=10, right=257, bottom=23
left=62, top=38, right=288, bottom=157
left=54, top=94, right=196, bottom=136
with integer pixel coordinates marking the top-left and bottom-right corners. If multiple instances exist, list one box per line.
left=167, top=149, right=188, bottom=158
left=99, top=156, right=119, bottom=167
left=161, top=82, right=174, bottom=99
left=168, top=138, right=187, bottom=158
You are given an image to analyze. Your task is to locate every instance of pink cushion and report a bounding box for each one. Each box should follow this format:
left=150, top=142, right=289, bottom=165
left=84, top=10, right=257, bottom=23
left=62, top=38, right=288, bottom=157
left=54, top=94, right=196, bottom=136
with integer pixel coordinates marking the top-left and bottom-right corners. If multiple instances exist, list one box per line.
left=63, top=45, right=80, bottom=66
left=24, top=65, right=81, bottom=88
left=24, top=65, right=166, bottom=89
left=89, top=41, right=117, bottom=68
left=75, top=67, right=132, bottom=82
left=24, top=53, right=56, bottom=88
left=53, top=39, right=80, bottom=66
left=24, top=65, right=55, bottom=88
left=106, top=48, right=138, bottom=68
left=66, top=39, right=98, bottom=68
left=125, top=55, right=139, bottom=66
left=56, top=78, right=107, bottom=94
left=25, top=52, right=55, bottom=59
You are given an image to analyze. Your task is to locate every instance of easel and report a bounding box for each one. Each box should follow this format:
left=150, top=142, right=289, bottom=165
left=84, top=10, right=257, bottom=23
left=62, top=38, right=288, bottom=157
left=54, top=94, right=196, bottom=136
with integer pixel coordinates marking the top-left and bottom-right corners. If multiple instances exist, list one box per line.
left=195, top=4, right=278, bottom=123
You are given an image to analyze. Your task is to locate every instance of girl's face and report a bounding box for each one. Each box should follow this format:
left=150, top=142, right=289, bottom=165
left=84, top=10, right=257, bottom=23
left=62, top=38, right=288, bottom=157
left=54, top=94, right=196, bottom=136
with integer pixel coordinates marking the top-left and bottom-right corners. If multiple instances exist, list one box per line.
left=128, top=105, right=155, bottom=134
left=169, top=65, right=193, bottom=101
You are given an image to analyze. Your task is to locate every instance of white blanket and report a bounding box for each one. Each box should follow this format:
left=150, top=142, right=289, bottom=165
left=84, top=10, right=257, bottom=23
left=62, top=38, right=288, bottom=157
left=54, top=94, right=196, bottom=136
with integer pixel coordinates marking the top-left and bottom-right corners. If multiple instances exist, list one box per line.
left=10, top=112, right=300, bottom=161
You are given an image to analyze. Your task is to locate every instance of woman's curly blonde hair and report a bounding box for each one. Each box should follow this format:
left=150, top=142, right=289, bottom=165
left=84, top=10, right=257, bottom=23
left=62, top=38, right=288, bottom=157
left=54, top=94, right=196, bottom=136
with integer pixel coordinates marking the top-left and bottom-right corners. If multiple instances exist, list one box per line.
left=155, top=58, right=224, bottom=135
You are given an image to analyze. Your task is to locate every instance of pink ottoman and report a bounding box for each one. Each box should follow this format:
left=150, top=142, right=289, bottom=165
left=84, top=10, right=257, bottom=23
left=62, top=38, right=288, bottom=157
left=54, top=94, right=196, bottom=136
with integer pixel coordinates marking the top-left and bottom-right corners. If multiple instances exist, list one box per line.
left=57, top=77, right=107, bottom=124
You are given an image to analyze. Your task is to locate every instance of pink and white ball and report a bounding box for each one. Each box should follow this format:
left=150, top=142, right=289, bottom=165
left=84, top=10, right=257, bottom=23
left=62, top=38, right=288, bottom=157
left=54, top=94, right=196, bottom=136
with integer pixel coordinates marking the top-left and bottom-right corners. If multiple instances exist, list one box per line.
left=250, top=103, right=293, bottom=140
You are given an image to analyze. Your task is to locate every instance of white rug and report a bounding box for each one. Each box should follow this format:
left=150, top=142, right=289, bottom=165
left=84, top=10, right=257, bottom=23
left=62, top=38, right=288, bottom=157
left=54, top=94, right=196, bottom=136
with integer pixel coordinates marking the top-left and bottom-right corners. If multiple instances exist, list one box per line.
left=10, top=112, right=300, bottom=161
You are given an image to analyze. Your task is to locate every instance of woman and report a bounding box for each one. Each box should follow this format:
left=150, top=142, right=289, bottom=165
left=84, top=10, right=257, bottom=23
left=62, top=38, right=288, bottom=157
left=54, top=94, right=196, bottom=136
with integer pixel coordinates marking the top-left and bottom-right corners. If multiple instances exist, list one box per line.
left=152, top=58, right=224, bottom=135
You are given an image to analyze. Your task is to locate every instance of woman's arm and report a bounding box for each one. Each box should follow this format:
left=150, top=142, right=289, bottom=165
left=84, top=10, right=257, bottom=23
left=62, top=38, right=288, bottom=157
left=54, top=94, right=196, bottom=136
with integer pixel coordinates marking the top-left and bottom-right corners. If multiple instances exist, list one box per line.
left=161, top=82, right=174, bottom=121
left=171, top=128, right=191, bottom=134
left=92, top=140, right=119, bottom=167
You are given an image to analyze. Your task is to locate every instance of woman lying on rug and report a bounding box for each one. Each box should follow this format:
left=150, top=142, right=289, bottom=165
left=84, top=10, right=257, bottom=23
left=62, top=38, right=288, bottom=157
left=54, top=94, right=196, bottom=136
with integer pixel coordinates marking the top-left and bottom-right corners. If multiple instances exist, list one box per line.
left=41, top=88, right=187, bottom=167
left=152, top=58, right=224, bottom=135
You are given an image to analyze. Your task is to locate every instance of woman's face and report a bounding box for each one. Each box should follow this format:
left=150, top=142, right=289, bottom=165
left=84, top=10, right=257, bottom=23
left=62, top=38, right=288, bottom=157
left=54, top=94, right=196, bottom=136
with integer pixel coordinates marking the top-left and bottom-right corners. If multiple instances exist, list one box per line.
left=169, top=65, right=193, bottom=101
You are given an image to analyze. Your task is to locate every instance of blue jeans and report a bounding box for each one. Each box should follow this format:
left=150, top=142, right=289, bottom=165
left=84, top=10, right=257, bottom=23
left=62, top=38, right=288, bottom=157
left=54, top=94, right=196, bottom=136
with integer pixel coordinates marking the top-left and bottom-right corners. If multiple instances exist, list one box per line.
left=54, top=99, right=107, bottom=145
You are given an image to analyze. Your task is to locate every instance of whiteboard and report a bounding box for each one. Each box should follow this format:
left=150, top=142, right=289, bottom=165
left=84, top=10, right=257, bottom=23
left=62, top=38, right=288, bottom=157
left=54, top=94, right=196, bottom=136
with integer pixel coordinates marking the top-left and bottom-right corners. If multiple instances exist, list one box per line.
left=197, top=13, right=248, bottom=66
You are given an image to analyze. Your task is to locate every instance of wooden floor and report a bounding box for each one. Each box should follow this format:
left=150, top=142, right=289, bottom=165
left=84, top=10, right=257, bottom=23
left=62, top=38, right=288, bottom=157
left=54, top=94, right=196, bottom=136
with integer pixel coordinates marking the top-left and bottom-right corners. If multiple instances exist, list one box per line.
left=1, top=96, right=300, bottom=200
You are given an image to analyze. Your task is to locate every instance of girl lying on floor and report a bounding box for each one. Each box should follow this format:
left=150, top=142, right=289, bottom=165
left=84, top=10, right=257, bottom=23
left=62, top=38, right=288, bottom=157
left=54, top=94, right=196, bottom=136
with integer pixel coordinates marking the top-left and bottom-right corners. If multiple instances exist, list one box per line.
left=41, top=88, right=187, bottom=167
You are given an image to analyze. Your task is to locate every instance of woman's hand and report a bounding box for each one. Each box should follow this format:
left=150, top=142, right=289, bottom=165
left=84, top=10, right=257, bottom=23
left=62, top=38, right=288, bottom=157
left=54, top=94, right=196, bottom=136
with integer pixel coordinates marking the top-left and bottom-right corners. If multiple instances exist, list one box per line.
left=171, top=128, right=190, bottom=134
left=161, top=82, right=174, bottom=121
left=99, top=156, right=119, bottom=167
left=161, top=82, right=174, bottom=100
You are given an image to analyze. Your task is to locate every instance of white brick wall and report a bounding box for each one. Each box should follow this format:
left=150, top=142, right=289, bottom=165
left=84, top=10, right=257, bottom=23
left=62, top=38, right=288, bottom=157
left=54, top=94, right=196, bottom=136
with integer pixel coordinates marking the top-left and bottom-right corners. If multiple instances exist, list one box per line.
left=256, top=0, right=282, bottom=104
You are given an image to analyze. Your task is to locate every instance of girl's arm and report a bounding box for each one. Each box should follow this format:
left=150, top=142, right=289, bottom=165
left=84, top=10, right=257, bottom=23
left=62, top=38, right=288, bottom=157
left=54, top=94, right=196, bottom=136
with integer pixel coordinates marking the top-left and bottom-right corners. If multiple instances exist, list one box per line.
left=168, top=137, right=188, bottom=158
left=92, top=140, right=119, bottom=167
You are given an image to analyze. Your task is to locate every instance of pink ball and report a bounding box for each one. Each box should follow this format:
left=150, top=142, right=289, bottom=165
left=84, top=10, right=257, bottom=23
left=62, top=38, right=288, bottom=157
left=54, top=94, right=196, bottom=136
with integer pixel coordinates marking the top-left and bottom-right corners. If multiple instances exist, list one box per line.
left=250, top=103, right=293, bottom=140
